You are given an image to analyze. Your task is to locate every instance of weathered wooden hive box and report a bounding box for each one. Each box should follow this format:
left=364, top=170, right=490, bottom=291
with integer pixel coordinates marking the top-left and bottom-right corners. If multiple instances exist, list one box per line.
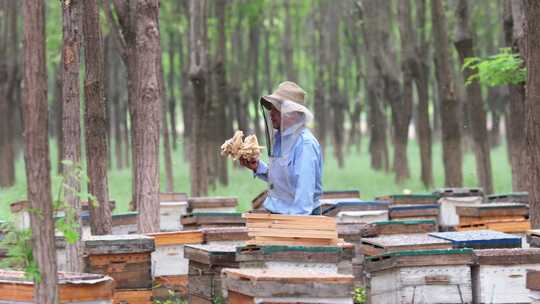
left=365, top=248, right=474, bottom=304
left=388, top=204, right=439, bottom=222
left=456, top=203, right=530, bottom=232
left=335, top=210, right=388, bottom=242
left=222, top=268, right=354, bottom=304
left=84, top=234, right=155, bottom=303
left=10, top=200, right=64, bottom=230
left=201, top=227, right=249, bottom=245
left=429, top=230, right=522, bottom=249
left=438, top=195, right=483, bottom=229
left=488, top=192, right=528, bottom=205
left=181, top=212, right=245, bottom=230
left=473, top=248, right=540, bottom=303
left=235, top=243, right=354, bottom=274
left=0, top=270, right=114, bottom=304
left=159, top=192, right=188, bottom=232
left=188, top=196, right=238, bottom=213
left=434, top=187, right=484, bottom=198
left=316, top=200, right=390, bottom=217
left=360, top=233, right=452, bottom=256
left=373, top=219, right=438, bottom=235
left=376, top=194, right=440, bottom=205
left=184, top=243, right=239, bottom=304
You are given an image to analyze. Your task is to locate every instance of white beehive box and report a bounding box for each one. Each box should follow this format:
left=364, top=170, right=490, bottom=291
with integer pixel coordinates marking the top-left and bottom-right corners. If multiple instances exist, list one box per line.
left=365, top=248, right=474, bottom=304
left=439, top=196, right=483, bottom=227
left=473, top=248, right=540, bottom=303
left=159, top=201, right=188, bottom=231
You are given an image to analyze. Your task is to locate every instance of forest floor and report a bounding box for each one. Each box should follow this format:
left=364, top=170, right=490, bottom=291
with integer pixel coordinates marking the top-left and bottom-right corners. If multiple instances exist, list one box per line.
left=0, top=139, right=512, bottom=221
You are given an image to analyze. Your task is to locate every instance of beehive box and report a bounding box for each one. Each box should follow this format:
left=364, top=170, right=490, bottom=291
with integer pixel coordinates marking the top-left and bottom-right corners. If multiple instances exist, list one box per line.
left=430, top=230, right=522, bottom=249
left=439, top=195, right=483, bottom=228
left=159, top=201, right=188, bottom=232
left=456, top=203, right=530, bottom=232
left=434, top=187, right=484, bottom=198
left=0, top=270, right=114, bottom=304
left=222, top=268, right=354, bottom=304
left=373, top=219, right=438, bottom=235
left=488, top=192, right=528, bottom=204
left=359, top=233, right=452, bottom=256
left=473, top=248, right=540, bottom=303
left=527, top=270, right=540, bottom=303
left=84, top=235, right=155, bottom=290
left=388, top=204, right=439, bottom=222
left=336, top=211, right=388, bottom=242
left=146, top=230, right=204, bottom=277
left=236, top=243, right=354, bottom=274
left=188, top=196, right=237, bottom=213
left=152, top=275, right=188, bottom=301
left=184, top=244, right=239, bottom=303
left=181, top=212, right=245, bottom=230
left=528, top=230, right=540, bottom=248
left=318, top=190, right=361, bottom=207
left=365, top=248, right=474, bottom=304
left=376, top=194, right=440, bottom=205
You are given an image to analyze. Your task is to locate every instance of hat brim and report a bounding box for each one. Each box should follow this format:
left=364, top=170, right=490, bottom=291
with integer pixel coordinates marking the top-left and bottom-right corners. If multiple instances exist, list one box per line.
left=260, top=95, right=282, bottom=111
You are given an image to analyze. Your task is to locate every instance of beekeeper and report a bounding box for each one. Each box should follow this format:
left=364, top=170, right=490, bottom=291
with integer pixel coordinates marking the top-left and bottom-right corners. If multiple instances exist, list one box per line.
left=240, top=81, right=323, bottom=215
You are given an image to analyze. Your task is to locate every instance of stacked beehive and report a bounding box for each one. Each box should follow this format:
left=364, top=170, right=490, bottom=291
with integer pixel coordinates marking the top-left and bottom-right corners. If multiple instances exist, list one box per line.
left=377, top=193, right=440, bottom=224
left=84, top=234, right=155, bottom=303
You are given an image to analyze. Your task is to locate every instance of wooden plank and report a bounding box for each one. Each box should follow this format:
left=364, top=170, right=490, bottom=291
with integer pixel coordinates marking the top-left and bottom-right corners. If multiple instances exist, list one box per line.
left=147, top=230, right=204, bottom=246
left=459, top=215, right=526, bottom=225
left=375, top=220, right=437, bottom=235
left=228, top=291, right=255, bottom=304
left=248, top=228, right=338, bottom=239
left=223, top=268, right=353, bottom=284
left=160, top=192, right=188, bottom=202
left=246, top=237, right=338, bottom=247
left=188, top=196, right=238, bottom=209
left=85, top=253, right=152, bottom=290
left=153, top=275, right=188, bottom=299
left=84, top=235, right=155, bottom=255
left=456, top=203, right=528, bottom=217
left=243, top=213, right=336, bottom=225
left=247, top=221, right=336, bottom=230
left=202, top=227, right=249, bottom=242
left=113, top=289, right=152, bottom=304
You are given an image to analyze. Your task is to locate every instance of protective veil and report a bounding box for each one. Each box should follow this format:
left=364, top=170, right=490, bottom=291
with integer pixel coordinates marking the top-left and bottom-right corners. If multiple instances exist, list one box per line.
left=260, top=97, right=314, bottom=205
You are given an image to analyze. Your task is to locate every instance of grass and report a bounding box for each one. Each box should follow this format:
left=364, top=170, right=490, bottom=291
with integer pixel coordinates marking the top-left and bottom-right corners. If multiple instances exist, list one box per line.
left=0, top=138, right=512, bottom=221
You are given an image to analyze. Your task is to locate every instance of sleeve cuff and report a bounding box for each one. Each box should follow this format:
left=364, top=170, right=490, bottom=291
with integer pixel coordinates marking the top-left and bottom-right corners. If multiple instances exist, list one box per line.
left=253, top=160, right=268, bottom=177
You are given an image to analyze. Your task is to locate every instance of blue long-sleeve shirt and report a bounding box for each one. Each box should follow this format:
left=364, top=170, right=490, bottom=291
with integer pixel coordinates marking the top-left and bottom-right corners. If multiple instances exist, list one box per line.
left=254, top=128, right=323, bottom=214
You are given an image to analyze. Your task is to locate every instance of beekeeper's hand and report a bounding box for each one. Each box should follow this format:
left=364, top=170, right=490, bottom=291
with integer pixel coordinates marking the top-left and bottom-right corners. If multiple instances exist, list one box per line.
left=239, top=156, right=259, bottom=172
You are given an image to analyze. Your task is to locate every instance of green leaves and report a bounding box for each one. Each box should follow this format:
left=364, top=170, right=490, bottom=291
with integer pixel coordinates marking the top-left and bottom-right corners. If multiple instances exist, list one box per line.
left=463, top=48, right=526, bottom=86
left=0, top=223, right=39, bottom=282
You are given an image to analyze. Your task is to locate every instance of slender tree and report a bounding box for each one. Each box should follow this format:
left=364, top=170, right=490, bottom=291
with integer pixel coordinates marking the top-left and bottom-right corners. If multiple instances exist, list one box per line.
left=22, top=0, right=58, bottom=301
left=215, top=0, right=229, bottom=186
left=525, top=0, right=540, bottom=227
left=61, top=0, right=84, bottom=272
left=432, top=0, right=463, bottom=187
left=503, top=0, right=528, bottom=191
left=168, top=30, right=178, bottom=150
left=0, top=0, right=18, bottom=188
left=314, top=0, right=328, bottom=153
left=189, top=0, right=209, bottom=196
left=83, top=0, right=112, bottom=235
left=133, top=0, right=161, bottom=232
left=454, top=0, right=493, bottom=194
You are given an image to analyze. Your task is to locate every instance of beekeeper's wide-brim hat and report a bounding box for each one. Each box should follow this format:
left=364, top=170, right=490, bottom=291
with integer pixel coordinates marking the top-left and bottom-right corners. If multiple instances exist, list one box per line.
left=260, top=81, right=307, bottom=111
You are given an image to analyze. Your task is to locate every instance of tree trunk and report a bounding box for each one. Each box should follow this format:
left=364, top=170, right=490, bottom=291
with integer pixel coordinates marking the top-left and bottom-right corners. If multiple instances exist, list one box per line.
left=0, top=0, right=17, bottom=188
left=504, top=0, right=528, bottom=191
left=359, top=0, right=390, bottom=172
left=283, top=0, right=296, bottom=81
left=249, top=22, right=262, bottom=141
left=525, top=0, right=540, bottom=228
left=54, top=64, right=64, bottom=174
left=82, top=0, right=112, bottom=235
left=22, top=0, right=58, bottom=301
left=328, top=3, right=345, bottom=168
left=110, top=39, right=125, bottom=169
left=189, top=0, right=209, bottom=196
left=160, top=45, right=174, bottom=193
left=132, top=0, right=161, bottom=233
left=215, top=0, right=229, bottom=186
left=432, top=0, right=463, bottom=187
left=61, top=0, right=84, bottom=273
left=314, top=0, right=327, bottom=153
left=167, top=30, right=178, bottom=150
left=454, top=0, right=493, bottom=194
left=412, top=0, right=433, bottom=188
